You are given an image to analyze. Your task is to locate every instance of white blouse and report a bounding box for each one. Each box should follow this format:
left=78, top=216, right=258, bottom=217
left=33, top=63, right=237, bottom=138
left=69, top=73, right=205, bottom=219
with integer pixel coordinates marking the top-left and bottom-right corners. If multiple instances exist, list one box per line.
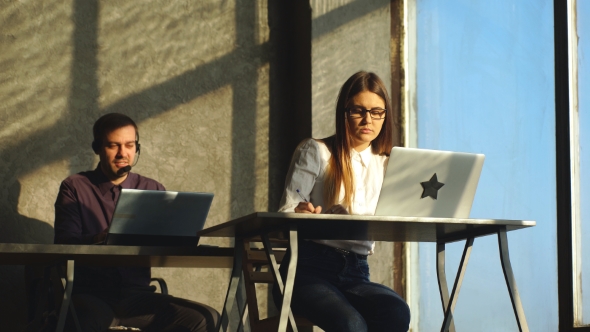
left=278, top=139, right=388, bottom=255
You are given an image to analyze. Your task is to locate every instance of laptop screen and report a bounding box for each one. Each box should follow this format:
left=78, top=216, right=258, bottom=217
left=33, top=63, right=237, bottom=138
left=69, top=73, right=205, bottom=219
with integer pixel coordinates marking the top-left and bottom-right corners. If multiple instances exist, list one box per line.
left=105, top=189, right=214, bottom=246
left=374, top=147, right=485, bottom=219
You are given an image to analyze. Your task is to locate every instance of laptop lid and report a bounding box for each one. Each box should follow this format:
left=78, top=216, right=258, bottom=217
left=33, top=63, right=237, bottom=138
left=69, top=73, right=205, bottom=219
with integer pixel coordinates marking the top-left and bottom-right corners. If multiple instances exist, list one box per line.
left=105, top=189, right=214, bottom=246
left=374, top=147, right=485, bottom=218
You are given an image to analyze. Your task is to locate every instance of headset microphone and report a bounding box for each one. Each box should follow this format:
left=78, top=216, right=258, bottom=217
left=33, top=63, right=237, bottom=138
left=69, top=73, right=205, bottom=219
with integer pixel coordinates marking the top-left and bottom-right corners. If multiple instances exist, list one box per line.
left=121, top=165, right=132, bottom=173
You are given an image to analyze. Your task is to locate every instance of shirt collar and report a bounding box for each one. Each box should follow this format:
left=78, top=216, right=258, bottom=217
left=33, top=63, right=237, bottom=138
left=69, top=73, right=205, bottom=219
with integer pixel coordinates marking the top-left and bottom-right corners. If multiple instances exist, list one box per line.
left=351, top=145, right=373, bottom=167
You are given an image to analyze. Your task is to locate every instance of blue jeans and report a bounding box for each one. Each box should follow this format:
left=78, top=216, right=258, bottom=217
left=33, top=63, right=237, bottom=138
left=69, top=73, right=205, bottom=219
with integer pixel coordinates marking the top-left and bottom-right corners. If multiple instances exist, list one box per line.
left=272, top=241, right=410, bottom=332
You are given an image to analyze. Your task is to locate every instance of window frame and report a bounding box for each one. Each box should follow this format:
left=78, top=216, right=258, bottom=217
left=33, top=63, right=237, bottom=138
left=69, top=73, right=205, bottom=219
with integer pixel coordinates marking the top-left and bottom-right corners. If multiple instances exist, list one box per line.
left=555, top=0, right=590, bottom=330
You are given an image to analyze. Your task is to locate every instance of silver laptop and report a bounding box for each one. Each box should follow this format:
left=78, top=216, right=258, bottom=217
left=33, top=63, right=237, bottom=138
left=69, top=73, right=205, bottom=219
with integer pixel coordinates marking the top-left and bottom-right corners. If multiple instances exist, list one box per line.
left=105, top=189, right=214, bottom=246
left=374, top=147, right=485, bottom=218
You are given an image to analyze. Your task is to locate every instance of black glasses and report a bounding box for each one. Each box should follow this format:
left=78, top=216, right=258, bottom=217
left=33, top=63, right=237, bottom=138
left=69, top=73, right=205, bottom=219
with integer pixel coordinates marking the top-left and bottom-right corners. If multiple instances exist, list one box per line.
left=347, top=107, right=387, bottom=120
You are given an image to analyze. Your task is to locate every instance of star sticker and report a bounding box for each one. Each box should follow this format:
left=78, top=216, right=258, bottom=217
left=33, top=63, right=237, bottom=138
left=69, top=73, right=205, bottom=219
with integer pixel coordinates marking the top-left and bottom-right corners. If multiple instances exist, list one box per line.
left=421, top=173, right=445, bottom=199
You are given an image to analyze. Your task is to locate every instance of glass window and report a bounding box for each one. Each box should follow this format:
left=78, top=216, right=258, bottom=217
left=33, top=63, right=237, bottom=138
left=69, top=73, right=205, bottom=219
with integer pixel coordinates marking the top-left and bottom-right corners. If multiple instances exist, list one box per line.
left=576, top=0, right=590, bottom=325
left=415, top=0, right=557, bottom=330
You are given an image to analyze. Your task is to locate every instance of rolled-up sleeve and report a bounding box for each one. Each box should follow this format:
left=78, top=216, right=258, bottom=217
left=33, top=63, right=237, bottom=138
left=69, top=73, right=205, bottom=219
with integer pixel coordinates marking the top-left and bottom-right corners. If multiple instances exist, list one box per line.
left=278, top=139, right=323, bottom=212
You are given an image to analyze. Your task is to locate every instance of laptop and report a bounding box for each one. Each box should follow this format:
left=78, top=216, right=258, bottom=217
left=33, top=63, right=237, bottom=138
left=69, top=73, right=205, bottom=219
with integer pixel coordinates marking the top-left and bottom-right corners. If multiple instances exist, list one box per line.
left=374, top=147, right=485, bottom=218
left=104, top=189, right=214, bottom=246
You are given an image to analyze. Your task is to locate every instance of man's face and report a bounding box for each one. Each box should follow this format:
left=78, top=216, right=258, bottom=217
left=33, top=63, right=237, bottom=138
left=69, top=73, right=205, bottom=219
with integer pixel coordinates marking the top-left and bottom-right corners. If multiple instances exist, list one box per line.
left=97, top=125, right=137, bottom=184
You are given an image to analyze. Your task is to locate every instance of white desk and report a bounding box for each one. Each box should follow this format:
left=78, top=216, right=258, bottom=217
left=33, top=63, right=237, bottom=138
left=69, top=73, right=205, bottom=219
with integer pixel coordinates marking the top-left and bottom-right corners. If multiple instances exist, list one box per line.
left=199, top=212, right=535, bottom=332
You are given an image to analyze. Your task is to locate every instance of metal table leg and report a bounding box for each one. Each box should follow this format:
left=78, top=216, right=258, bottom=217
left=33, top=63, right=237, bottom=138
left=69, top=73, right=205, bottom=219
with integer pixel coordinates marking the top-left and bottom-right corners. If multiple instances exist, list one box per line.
left=278, top=224, right=298, bottom=332
left=262, top=234, right=298, bottom=332
left=436, top=242, right=456, bottom=332
left=440, top=237, right=474, bottom=332
left=235, top=275, right=246, bottom=332
left=56, top=260, right=81, bottom=332
left=497, top=227, right=530, bottom=332
left=219, top=237, right=246, bottom=332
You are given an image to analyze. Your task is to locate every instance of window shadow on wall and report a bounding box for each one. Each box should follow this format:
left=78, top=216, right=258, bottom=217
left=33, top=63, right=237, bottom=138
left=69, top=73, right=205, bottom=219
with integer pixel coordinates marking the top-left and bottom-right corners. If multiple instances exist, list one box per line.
left=0, top=0, right=390, bottom=329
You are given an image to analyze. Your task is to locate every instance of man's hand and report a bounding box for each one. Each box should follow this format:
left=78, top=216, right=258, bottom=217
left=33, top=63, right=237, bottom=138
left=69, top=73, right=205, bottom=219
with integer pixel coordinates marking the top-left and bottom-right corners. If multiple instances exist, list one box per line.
left=92, top=228, right=109, bottom=244
left=294, top=202, right=322, bottom=214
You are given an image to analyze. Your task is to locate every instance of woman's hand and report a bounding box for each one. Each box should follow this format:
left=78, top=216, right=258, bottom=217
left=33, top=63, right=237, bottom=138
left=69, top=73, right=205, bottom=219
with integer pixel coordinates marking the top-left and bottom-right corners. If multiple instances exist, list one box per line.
left=324, top=204, right=349, bottom=215
left=294, top=202, right=322, bottom=214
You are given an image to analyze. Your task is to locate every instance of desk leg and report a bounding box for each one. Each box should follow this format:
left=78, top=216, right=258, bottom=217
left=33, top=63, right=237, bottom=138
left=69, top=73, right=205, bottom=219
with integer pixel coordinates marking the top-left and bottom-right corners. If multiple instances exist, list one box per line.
left=436, top=243, right=456, bottom=332
left=440, top=237, right=474, bottom=332
left=219, top=236, right=245, bottom=332
left=277, top=224, right=298, bottom=332
left=261, top=234, right=298, bottom=332
left=56, top=260, right=81, bottom=332
left=235, top=275, right=246, bottom=332
left=498, top=228, right=530, bottom=332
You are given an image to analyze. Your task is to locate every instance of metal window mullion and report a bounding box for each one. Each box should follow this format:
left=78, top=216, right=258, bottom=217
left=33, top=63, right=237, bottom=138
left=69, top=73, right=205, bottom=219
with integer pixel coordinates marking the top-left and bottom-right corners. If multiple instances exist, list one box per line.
left=402, top=1, right=420, bottom=331
left=568, top=0, right=584, bottom=326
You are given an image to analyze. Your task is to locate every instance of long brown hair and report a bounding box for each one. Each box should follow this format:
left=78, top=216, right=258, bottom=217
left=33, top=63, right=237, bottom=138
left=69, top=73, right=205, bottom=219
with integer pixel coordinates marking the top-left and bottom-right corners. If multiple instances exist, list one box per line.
left=322, top=71, right=394, bottom=211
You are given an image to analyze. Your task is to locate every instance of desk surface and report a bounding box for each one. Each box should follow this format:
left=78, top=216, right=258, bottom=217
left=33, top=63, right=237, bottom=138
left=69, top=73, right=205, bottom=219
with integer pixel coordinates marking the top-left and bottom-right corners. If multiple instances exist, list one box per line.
left=0, top=243, right=234, bottom=268
left=198, top=212, right=536, bottom=243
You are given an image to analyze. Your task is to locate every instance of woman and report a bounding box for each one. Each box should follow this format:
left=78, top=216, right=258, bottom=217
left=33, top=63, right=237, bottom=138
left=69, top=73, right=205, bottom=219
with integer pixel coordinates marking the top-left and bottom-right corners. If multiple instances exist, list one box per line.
left=273, top=71, right=411, bottom=331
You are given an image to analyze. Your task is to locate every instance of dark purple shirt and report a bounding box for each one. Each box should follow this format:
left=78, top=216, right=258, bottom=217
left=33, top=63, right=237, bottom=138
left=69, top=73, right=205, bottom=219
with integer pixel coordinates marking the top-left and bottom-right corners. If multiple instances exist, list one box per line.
left=54, top=166, right=165, bottom=292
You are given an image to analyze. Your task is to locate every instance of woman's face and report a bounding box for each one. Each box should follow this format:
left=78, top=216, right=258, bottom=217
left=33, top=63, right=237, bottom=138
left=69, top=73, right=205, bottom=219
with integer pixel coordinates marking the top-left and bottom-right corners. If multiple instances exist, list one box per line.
left=346, top=91, right=386, bottom=152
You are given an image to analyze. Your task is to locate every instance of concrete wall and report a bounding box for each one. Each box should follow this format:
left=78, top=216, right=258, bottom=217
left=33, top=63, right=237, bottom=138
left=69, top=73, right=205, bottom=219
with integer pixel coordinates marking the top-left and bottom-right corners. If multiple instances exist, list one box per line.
left=1, top=0, right=271, bottom=328
left=0, top=0, right=395, bottom=329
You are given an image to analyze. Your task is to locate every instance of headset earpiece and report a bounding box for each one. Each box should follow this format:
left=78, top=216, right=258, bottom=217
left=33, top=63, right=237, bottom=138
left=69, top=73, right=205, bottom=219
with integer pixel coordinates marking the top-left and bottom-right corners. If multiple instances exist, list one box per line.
left=136, top=141, right=141, bottom=155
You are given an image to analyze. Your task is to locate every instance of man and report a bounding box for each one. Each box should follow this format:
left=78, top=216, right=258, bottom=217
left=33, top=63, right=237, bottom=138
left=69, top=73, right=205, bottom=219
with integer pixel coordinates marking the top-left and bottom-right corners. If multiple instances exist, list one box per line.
left=54, top=113, right=219, bottom=331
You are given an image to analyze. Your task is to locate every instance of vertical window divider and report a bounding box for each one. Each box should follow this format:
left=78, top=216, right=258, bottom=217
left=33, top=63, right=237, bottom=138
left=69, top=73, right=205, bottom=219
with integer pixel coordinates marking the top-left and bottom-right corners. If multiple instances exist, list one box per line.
left=568, top=0, right=583, bottom=326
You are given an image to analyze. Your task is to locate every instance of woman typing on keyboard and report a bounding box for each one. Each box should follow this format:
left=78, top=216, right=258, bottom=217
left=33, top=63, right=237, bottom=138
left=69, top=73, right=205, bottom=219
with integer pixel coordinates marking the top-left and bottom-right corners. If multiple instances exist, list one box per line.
left=273, top=71, right=411, bottom=331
